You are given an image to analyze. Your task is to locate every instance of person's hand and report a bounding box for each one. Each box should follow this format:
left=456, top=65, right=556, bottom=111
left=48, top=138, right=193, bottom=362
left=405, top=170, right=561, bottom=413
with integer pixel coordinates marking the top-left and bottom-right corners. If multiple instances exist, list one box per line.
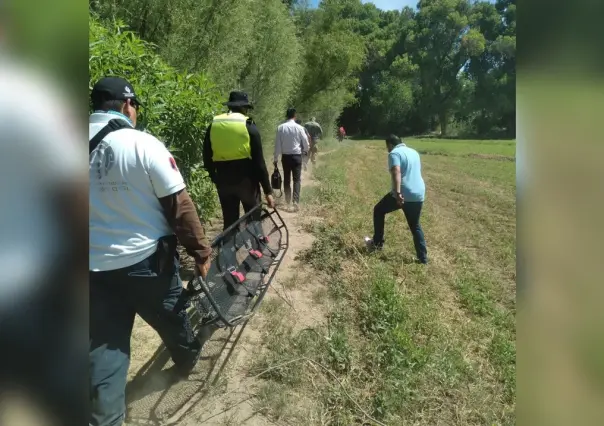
left=394, top=191, right=404, bottom=206
left=265, top=194, right=276, bottom=209
left=196, top=258, right=211, bottom=280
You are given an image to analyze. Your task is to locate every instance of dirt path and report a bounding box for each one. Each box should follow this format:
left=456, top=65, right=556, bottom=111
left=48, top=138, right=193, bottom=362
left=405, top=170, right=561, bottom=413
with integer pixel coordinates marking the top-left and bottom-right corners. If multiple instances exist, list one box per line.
left=125, top=162, right=324, bottom=426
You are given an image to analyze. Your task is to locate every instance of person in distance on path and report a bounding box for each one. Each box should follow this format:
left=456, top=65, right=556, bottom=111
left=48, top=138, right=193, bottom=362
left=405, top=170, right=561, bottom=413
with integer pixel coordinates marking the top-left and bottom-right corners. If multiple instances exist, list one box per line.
left=303, top=116, right=322, bottom=165
left=274, top=108, right=309, bottom=212
left=297, top=119, right=312, bottom=171
left=364, top=134, right=428, bottom=264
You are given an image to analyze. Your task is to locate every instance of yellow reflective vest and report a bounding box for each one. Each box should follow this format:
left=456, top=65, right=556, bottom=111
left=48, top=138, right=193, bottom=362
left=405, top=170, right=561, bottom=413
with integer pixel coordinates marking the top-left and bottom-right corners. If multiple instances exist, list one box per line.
left=209, top=112, right=252, bottom=161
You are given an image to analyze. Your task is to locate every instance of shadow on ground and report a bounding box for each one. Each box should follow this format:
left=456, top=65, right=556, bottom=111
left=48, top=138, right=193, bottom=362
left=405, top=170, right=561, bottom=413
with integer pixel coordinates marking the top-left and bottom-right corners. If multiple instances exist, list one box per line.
left=124, top=297, right=252, bottom=426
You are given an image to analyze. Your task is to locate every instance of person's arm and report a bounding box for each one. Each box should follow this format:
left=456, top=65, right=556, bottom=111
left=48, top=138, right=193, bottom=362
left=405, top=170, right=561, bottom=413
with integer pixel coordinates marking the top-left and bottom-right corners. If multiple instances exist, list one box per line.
left=390, top=166, right=402, bottom=193
left=147, top=138, right=212, bottom=276
left=202, top=124, right=216, bottom=183
left=158, top=189, right=213, bottom=271
left=301, top=127, right=310, bottom=153
left=317, top=124, right=323, bottom=138
left=273, top=127, right=281, bottom=163
left=388, top=152, right=404, bottom=205
left=247, top=121, right=273, bottom=196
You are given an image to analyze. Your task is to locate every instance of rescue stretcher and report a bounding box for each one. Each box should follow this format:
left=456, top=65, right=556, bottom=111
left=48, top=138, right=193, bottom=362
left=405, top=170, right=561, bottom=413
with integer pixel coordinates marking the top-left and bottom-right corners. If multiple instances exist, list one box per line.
left=184, top=204, right=289, bottom=328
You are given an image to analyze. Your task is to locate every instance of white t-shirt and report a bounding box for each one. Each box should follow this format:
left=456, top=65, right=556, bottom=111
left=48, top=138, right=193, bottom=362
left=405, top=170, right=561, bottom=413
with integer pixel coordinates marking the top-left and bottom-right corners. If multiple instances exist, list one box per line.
left=89, top=112, right=186, bottom=271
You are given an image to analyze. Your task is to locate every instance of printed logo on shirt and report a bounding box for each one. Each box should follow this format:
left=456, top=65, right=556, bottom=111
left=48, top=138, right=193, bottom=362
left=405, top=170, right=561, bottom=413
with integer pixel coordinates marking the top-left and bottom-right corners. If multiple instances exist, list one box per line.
left=169, top=157, right=179, bottom=171
left=90, top=140, right=115, bottom=179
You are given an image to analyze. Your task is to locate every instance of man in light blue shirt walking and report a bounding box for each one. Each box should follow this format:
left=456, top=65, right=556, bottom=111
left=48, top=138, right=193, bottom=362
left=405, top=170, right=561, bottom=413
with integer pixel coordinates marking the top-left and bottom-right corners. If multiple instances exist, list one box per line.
left=365, top=135, right=428, bottom=264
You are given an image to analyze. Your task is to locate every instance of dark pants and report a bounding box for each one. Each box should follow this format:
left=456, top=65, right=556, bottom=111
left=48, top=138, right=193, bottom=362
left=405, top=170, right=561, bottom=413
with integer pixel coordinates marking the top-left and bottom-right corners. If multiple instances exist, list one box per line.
left=216, top=177, right=261, bottom=230
left=282, top=154, right=302, bottom=204
left=373, top=193, right=428, bottom=263
left=89, top=254, right=200, bottom=426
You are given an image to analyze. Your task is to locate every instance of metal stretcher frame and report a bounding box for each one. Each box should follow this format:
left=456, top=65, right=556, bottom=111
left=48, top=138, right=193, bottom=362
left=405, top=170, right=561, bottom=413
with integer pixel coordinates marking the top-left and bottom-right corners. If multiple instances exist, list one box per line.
left=186, top=203, right=289, bottom=328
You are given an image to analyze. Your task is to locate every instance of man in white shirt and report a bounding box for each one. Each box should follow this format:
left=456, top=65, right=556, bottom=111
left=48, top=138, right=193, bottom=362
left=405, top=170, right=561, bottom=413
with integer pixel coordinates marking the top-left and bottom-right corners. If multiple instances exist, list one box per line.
left=89, top=77, right=213, bottom=426
left=273, top=108, right=309, bottom=212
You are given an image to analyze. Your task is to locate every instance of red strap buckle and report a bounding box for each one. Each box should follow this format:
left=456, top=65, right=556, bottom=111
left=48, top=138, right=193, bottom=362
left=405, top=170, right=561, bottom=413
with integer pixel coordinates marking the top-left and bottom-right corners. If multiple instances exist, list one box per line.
left=249, top=249, right=263, bottom=259
left=227, top=267, right=245, bottom=283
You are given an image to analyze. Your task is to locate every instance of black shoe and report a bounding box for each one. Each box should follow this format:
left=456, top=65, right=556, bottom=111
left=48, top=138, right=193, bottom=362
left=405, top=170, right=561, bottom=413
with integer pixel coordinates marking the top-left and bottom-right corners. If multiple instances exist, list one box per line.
left=172, top=345, right=203, bottom=379
left=414, top=259, right=429, bottom=265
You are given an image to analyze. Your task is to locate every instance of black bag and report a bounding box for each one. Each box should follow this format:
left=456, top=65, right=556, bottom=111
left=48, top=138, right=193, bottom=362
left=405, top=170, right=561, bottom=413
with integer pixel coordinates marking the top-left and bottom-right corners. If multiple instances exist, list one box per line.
left=155, top=235, right=179, bottom=276
left=271, top=166, right=282, bottom=198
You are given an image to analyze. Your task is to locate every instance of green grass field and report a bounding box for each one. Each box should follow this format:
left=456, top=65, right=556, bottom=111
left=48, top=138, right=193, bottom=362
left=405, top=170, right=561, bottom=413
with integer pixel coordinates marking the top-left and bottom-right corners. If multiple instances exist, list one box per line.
left=253, top=138, right=516, bottom=425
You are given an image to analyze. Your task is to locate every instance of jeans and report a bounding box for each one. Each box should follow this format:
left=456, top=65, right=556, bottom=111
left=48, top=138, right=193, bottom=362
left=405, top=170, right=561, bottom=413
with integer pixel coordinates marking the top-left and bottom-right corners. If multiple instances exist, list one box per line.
left=282, top=154, right=302, bottom=204
left=89, top=254, right=201, bottom=426
left=372, top=193, right=428, bottom=263
left=217, top=177, right=261, bottom=230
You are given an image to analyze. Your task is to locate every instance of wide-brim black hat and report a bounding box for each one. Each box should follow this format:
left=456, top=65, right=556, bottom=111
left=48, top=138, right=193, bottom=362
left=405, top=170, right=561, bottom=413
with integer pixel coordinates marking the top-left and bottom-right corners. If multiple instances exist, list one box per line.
left=223, top=91, right=254, bottom=109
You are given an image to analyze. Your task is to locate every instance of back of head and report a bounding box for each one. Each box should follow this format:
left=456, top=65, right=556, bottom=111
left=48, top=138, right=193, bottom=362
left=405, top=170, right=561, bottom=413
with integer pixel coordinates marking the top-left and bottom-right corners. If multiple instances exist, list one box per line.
left=90, top=76, right=141, bottom=122
left=311, top=117, right=316, bottom=122
left=286, top=108, right=296, bottom=120
left=386, top=134, right=401, bottom=148
left=230, top=106, right=246, bottom=114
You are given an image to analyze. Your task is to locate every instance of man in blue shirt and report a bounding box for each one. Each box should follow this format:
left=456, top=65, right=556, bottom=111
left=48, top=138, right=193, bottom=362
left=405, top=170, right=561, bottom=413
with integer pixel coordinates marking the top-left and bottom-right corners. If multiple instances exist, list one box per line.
left=365, top=135, right=428, bottom=264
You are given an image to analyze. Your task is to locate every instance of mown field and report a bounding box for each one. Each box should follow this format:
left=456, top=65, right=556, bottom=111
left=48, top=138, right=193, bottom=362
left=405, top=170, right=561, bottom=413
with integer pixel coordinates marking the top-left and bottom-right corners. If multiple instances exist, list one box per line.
left=251, top=138, right=516, bottom=425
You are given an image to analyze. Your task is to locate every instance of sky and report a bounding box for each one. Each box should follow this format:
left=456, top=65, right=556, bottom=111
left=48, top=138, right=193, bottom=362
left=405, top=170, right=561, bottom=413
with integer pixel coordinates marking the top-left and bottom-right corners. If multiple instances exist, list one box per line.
left=309, top=0, right=419, bottom=10
left=361, top=0, right=418, bottom=10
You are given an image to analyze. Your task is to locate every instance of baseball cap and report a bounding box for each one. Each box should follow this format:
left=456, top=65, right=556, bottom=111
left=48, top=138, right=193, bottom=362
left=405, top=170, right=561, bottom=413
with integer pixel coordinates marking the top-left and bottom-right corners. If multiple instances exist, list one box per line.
left=91, top=76, right=142, bottom=107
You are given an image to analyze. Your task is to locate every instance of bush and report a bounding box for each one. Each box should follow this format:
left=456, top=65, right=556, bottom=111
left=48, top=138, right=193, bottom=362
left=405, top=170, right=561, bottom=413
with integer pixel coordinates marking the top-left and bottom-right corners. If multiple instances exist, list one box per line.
left=89, top=17, right=222, bottom=222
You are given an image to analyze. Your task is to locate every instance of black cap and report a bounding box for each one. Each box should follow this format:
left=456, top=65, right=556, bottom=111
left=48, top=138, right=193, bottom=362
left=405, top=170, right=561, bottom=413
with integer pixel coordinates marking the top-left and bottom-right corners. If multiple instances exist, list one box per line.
left=91, top=76, right=142, bottom=107
left=223, top=91, right=254, bottom=109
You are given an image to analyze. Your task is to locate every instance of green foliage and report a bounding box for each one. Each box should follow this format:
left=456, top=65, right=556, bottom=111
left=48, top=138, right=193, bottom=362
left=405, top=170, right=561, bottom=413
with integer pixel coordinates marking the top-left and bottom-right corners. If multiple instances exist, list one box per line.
left=340, top=0, right=515, bottom=138
left=91, top=0, right=515, bottom=149
left=89, top=17, right=222, bottom=222
left=291, top=1, right=367, bottom=128
left=186, top=165, right=220, bottom=224
left=93, top=0, right=302, bottom=137
left=408, top=0, right=486, bottom=136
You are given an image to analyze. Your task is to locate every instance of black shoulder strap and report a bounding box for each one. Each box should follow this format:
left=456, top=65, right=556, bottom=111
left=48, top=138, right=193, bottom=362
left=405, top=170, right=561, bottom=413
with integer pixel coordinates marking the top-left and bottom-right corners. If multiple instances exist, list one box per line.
left=89, top=119, right=131, bottom=154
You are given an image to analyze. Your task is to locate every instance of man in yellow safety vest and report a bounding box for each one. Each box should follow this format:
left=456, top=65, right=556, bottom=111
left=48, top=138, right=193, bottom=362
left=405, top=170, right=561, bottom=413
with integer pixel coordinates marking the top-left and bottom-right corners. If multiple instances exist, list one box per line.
left=203, top=91, right=275, bottom=230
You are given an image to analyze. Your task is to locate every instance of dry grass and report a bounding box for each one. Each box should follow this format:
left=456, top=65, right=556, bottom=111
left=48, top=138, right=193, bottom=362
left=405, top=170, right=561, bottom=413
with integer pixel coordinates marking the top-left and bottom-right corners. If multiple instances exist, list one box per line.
left=253, top=138, right=516, bottom=425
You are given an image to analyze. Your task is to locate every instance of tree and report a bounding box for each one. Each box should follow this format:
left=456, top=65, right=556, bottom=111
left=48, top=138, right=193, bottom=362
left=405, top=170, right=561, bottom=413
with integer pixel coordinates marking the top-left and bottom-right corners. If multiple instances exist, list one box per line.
left=408, top=0, right=486, bottom=136
left=91, top=0, right=514, bottom=141
left=462, top=0, right=515, bottom=136
left=291, top=0, right=366, bottom=131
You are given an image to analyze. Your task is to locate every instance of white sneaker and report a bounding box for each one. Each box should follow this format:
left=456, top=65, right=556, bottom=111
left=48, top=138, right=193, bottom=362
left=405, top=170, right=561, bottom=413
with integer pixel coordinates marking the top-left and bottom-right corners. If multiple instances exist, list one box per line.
left=293, top=203, right=300, bottom=212
left=364, top=237, right=383, bottom=251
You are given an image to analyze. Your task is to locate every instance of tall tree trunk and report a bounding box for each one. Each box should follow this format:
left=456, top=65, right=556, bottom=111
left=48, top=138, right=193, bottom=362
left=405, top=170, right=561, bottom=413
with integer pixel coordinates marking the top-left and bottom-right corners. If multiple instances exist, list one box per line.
left=439, top=110, right=448, bottom=136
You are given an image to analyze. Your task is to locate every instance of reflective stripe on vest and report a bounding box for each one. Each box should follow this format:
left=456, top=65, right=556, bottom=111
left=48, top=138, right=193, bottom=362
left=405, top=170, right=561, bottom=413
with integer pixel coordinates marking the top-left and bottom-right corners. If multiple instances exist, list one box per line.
left=210, top=112, right=252, bottom=161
